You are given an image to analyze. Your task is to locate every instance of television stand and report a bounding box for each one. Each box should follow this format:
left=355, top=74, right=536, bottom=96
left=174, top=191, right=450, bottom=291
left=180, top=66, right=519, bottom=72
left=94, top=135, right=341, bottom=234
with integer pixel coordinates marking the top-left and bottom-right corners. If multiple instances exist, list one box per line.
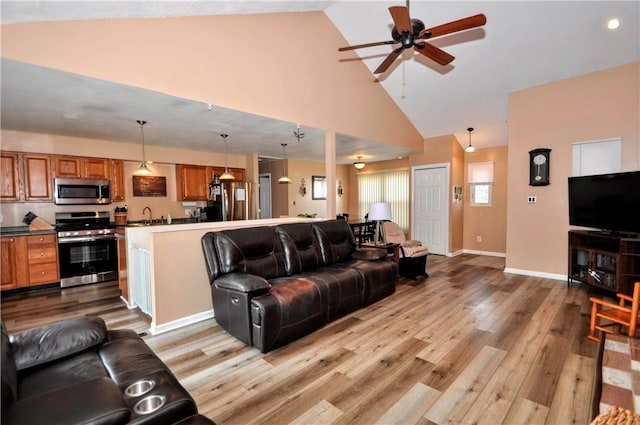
left=568, top=230, right=640, bottom=296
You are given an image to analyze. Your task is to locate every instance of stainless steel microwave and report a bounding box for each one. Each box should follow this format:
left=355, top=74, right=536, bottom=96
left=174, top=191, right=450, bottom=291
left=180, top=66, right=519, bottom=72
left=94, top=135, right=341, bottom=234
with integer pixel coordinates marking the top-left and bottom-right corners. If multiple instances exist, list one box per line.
left=53, top=178, right=111, bottom=205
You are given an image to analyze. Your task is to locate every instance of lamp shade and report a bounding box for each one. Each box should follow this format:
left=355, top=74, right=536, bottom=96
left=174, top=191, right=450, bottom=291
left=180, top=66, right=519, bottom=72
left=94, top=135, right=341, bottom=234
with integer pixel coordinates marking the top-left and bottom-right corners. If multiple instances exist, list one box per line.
left=368, top=203, right=392, bottom=221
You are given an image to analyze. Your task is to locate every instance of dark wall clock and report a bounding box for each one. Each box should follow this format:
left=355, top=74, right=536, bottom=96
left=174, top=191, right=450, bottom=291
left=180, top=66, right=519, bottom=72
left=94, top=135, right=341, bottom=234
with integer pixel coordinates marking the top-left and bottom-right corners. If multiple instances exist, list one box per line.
left=529, top=148, right=551, bottom=186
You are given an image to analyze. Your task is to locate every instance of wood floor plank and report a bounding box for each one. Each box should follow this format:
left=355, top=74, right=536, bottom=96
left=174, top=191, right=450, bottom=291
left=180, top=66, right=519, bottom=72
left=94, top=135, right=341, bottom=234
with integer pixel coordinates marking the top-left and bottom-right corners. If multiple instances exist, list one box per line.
left=0, top=254, right=601, bottom=425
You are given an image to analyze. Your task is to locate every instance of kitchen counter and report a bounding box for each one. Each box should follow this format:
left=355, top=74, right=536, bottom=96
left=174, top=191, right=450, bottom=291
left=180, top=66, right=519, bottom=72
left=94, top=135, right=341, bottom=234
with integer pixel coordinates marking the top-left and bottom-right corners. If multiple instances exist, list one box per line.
left=0, top=226, right=57, bottom=237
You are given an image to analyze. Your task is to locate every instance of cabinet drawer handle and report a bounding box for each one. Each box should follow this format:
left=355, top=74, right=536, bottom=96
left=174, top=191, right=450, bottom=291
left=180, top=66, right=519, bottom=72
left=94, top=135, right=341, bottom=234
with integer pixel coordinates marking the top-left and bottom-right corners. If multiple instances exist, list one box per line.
left=41, top=271, right=46, bottom=275
left=39, top=237, right=44, bottom=242
left=231, top=296, right=239, bottom=305
left=40, top=252, right=45, bottom=256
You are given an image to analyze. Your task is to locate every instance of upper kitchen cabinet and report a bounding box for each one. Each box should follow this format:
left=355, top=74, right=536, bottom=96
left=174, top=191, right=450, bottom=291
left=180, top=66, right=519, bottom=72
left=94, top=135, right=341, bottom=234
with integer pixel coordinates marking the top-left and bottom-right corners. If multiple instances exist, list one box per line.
left=54, top=156, right=109, bottom=179
left=109, top=159, right=125, bottom=202
left=176, top=164, right=246, bottom=201
left=0, top=152, right=21, bottom=201
left=23, top=154, right=53, bottom=201
left=176, top=164, right=208, bottom=201
left=0, top=152, right=53, bottom=202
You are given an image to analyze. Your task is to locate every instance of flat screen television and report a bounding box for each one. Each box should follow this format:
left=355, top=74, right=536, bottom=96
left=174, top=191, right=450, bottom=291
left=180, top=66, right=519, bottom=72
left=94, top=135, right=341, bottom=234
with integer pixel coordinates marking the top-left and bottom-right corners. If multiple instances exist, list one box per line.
left=568, top=170, right=640, bottom=234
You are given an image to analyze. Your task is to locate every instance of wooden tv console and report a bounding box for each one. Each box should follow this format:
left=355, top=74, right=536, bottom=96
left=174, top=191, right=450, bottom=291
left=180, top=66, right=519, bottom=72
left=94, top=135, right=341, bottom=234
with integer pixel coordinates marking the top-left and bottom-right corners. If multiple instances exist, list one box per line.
left=568, top=230, right=640, bottom=296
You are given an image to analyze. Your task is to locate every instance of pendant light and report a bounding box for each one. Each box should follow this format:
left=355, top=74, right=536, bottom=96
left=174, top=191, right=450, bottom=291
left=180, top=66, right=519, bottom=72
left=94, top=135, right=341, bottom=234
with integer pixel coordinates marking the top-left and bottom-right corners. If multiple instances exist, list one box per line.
left=353, top=156, right=366, bottom=170
left=135, top=120, right=152, bottom=175
left=219, top=133, right=235, bottom=181
left=278, top=143, right=291, bottom=184
left=465, top=127, right=476, bottom=153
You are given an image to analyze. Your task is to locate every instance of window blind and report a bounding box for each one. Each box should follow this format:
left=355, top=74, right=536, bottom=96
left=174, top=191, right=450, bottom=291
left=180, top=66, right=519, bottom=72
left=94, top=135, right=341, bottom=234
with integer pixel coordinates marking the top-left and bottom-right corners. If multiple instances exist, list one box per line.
left=357, top=169, right=409, bottom=232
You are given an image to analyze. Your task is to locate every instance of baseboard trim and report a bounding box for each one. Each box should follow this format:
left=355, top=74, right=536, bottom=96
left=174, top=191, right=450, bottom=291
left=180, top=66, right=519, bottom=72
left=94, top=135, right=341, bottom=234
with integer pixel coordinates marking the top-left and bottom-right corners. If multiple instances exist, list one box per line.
left=149, top=309, right=215, bottom=335
left=504, top=267, right=567, bottom=282
left=448, top=250, right=464, bottom=257
left=463, top=249, right=506, bottom=257
left=120, top=296, right=136, bottom=310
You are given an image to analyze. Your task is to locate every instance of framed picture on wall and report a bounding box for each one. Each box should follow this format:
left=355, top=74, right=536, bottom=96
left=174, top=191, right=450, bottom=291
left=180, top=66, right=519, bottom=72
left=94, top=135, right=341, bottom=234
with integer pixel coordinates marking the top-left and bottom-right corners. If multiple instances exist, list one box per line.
left=133, top=176, right=167, bottom=197
left=312, top=176, right=327, bottom=200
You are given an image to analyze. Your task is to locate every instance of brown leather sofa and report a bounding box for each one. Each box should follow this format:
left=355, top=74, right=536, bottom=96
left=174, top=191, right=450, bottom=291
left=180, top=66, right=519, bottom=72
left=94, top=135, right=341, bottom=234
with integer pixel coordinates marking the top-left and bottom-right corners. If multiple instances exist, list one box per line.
left=201, top=220, right=398, bottom=353
left=1, top=316, right=215, bottom=425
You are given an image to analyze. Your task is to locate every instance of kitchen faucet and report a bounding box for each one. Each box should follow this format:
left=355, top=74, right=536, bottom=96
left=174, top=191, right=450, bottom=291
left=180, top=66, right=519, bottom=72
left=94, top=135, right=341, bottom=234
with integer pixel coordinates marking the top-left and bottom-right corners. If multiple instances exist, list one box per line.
left=142, top=207, right=152, bottom=224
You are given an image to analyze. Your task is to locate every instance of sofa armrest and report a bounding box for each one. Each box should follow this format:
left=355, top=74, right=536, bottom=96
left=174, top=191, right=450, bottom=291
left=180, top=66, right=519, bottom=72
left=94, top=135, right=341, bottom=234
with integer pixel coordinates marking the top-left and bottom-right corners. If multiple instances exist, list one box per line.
left=3, top=377, right=129, bottom=425
left=10, top=317, right=107, bottom=371
left=352, top=248, right=388, bottom=261
left=214, top=272, right=271, bottom=294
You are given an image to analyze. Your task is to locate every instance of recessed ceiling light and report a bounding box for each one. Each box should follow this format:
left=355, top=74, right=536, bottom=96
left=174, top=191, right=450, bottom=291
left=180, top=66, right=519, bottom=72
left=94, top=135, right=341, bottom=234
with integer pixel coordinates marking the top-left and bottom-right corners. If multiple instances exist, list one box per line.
left=608, top=18, right=620, bottom=30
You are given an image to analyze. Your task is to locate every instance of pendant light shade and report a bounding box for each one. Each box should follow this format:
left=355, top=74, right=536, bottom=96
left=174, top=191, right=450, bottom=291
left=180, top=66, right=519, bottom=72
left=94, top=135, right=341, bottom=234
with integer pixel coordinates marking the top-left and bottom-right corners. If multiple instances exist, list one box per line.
left=465, top=127, right=476, bottom=153
left=219, top=133, right=235, bottom=181
left=135, top=120, right=152, bottom=175
left=278, top=143, right=291, bottom=184
left=353, top=156, right=366, bottom=170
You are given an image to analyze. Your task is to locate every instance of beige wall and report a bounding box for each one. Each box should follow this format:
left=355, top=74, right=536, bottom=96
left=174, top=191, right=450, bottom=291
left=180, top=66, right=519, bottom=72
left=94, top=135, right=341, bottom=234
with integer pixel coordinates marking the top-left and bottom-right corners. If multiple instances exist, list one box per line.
left=506, top=62, right=640, bottom=276
left=463, top=146, right=508, bottom=254
left=1, top=12, right=422, bottom=151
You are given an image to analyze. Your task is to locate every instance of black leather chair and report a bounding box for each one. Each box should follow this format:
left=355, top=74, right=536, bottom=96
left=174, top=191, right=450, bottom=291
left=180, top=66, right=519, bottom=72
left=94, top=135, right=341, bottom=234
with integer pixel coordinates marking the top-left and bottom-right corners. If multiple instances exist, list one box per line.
left=1, top=316, right=215, bottom=425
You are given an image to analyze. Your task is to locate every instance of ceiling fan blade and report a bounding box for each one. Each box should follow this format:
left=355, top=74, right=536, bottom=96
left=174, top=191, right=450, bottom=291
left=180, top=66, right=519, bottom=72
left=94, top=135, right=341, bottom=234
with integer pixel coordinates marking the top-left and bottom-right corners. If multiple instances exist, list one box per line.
left=374, top=47, right=404, bottom=74
left=419, top=14, right=487, bottom=39
left=389, top=5, right=412, bottom=34
left=338, top=40, right=397, bottom=51
left=414, top=42, right=455, bottom=66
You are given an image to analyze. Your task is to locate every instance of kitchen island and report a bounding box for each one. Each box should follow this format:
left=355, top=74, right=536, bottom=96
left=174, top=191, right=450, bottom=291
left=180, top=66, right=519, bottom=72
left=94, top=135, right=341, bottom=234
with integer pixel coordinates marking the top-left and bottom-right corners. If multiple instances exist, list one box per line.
left=124, top=217, right=319, bottom=335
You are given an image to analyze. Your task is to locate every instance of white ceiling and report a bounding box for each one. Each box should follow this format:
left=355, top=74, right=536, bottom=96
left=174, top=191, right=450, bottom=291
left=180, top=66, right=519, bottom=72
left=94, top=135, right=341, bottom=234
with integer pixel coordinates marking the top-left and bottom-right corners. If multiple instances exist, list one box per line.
left=1, top=1, right=639, bottom=164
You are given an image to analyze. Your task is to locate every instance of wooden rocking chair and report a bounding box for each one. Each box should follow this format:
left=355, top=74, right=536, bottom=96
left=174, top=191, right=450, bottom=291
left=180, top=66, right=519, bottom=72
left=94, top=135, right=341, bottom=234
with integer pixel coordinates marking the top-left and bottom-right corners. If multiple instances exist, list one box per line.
left=588, top=281, right=640, bottom=342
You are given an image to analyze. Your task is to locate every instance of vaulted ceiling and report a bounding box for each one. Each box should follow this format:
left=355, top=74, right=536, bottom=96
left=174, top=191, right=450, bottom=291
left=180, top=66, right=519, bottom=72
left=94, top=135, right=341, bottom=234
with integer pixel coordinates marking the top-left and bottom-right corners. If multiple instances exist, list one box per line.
left=1, top=1, right=638, bottom=164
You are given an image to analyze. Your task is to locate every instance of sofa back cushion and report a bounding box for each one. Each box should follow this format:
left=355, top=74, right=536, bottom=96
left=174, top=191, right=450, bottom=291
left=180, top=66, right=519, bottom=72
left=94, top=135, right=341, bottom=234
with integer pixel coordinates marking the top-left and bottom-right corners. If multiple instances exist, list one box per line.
left=312, top=220, right=356, bottom=265
left=1, top=320, right=17, bottom=413
left=276, top=223, right=321, bottom=275
left=201, top=232, right=221, bottom=282
left=214, top=226, right=285, bottom=280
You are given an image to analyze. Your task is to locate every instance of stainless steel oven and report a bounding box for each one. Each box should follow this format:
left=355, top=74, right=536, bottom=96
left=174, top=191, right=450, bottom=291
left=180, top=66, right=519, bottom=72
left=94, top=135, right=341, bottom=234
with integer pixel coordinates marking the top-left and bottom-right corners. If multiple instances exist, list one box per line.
left=56, top=212, right=118, bottom=288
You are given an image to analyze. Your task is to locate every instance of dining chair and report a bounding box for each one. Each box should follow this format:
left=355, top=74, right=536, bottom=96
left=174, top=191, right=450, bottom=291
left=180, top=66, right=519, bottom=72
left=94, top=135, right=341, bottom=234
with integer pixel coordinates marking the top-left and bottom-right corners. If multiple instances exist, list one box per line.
left=588, top=281, right=640, bottom=342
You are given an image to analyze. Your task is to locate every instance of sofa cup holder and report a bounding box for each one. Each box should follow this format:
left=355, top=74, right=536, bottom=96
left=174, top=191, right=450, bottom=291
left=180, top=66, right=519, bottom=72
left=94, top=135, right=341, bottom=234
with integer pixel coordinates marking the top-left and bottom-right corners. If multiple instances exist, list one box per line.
left=125, top=379, right=156, bottom=398
left=134, top=394, right=166, bottom=415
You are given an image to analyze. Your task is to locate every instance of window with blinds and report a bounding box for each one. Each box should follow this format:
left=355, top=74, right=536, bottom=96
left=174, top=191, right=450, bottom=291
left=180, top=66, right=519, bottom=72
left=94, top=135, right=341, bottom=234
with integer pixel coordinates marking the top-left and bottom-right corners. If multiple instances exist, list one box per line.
left=357, top=169, right=409, bottom=232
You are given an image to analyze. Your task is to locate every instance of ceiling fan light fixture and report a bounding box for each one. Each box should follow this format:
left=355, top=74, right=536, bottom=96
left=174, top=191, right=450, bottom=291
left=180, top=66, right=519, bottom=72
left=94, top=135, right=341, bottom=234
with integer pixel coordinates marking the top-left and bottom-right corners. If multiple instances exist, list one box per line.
left=465, top=127, right=475, bottom=153
left=353, top=156, right=366, bottom=170
left=135, top=119, right=153, bottom=175
left=219, top=133, right=235, bottom=181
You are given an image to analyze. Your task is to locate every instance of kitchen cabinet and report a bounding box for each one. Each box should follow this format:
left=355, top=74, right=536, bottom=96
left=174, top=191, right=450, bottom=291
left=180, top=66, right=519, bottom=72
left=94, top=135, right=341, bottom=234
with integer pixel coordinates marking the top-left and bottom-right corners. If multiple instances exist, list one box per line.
left=26, top=234, right=59, bottom=286
left=0, top=152, right=53, bottom=202
left=54, top=155, right=109, bottom=179
left=176, top=164, right=246, bottom=201
left=176, top=164, right=209, bottom=201
left=110, top=159, right=125, bottom=201
left=0, top=152, right=21, bottom=201
left=23, top=154, right=53, bottom=201
left=116, top=228, right=128, bottom=300
left=1, top=236, right=28, bottom=290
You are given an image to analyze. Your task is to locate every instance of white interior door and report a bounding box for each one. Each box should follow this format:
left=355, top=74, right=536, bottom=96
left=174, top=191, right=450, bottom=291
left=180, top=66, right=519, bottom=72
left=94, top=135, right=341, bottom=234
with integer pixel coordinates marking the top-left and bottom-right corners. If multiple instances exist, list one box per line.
left=412, top=165, right=449, bottom=255
left=259, top=173, right=272, bottom=219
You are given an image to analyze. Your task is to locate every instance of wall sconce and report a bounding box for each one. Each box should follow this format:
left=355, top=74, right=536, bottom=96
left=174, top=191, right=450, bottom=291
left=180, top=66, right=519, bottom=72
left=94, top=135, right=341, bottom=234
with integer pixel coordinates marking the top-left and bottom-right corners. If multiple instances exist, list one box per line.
left=453, top=186, right=463, bottom=203
left=353, top=156, right=366, bottom=170
left=299, top=178, right=306, bottom=196
left=337, top=180, right=343, bottom=197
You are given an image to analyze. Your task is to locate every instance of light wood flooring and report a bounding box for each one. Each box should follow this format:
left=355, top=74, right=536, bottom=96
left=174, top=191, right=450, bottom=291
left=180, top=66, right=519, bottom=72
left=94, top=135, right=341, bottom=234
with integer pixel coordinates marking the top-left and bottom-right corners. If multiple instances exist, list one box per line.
left=1, top=254, right=601, bottom=425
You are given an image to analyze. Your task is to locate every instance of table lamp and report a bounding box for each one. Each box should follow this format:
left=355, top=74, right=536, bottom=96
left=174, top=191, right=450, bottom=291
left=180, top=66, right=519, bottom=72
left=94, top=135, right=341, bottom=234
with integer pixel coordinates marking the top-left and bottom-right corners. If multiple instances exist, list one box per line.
left=368, top=202, right=392, bottom=245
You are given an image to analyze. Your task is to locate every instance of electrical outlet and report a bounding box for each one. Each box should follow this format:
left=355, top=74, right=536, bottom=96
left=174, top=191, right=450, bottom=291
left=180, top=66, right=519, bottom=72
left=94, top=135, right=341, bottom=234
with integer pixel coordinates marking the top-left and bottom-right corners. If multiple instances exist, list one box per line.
left=184, top=208, right=192, bottom=216
left=476, top=236, right=482, bottom=243
left=527, top=196, right=537, bottom=203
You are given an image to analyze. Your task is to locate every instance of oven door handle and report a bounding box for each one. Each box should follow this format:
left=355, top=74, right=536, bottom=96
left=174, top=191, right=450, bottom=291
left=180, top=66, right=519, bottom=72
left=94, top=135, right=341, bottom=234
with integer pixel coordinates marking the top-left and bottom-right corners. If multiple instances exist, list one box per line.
left=58, top=235, right=117, bottom=244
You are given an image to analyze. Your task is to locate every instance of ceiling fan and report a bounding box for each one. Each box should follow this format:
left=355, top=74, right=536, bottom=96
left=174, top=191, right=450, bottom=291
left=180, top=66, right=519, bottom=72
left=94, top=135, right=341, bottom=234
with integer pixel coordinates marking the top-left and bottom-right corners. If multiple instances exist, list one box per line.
left=338, top=2, right=487, bottom=74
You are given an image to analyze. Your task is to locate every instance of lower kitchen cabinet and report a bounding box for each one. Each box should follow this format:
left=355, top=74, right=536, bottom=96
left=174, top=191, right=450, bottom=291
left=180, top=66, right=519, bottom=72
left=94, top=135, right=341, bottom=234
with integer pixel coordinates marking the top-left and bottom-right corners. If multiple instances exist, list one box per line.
left=117, top=228, right=128, bottom=299
left=1, top=234, right=59, bottom=291
left=1, top=236, right=28, bottom=290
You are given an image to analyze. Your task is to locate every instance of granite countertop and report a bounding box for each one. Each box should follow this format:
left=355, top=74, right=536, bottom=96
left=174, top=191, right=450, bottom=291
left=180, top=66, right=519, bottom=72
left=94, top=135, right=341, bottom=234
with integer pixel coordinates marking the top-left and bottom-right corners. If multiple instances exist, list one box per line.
left=0, top=226, right=57, bottom=237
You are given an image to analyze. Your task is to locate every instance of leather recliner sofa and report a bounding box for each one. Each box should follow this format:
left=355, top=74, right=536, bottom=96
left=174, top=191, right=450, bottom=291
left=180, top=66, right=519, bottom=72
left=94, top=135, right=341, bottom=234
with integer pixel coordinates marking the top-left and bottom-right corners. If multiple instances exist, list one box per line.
left=201, top=220, right=398, bottom=353
left=1, top=316, right=215, bottom=425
